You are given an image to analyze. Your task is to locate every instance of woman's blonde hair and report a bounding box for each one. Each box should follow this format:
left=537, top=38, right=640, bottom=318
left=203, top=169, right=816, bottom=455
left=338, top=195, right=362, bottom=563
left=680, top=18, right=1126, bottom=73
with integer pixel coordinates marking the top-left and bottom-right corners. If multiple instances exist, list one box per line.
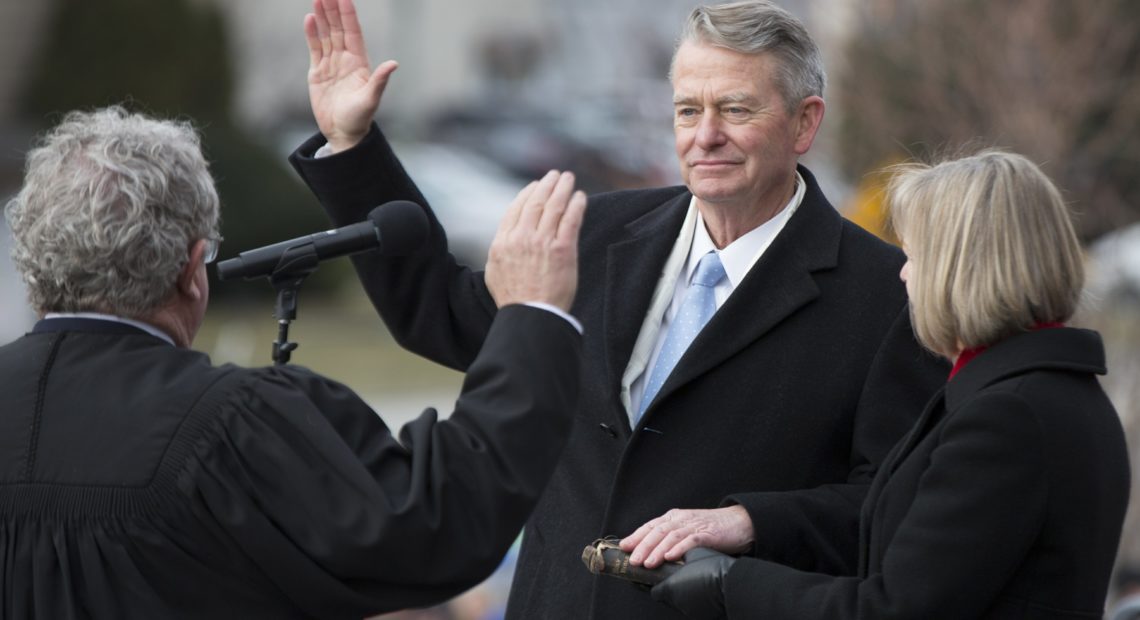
left=887, top=150, right=1084, bottom=358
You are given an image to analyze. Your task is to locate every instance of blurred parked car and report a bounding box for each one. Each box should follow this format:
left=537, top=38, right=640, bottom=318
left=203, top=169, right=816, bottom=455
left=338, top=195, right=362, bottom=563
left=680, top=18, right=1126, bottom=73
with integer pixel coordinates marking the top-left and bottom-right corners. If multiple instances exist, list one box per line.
left=276, top=127, right=524, bottom=269
left=394, top=140, right=525, bottom=267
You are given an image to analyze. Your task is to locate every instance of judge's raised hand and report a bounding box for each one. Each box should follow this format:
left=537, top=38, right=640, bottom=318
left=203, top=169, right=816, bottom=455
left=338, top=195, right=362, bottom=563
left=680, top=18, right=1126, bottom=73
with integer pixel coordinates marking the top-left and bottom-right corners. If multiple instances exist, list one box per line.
left=303, top=0, right=396, bottom=153
left=620, top=506, right=754, bottom=569
left=485, top=171, right=587, bottom=313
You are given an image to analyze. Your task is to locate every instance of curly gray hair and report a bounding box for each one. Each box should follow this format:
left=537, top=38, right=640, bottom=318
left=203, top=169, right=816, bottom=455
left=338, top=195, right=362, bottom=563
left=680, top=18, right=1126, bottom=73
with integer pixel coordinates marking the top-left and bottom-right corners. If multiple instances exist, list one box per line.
left=5, top=106, right=220, bottom=317
left=676, top=1, right=826, bottom=113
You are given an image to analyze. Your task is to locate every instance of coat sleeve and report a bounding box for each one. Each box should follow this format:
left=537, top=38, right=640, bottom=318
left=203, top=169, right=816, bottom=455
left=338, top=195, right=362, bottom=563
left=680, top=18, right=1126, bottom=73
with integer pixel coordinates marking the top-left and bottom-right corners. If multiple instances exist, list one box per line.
left=191, top=305, right=580, bottom=618
left=720, top=391, right=1048, bottom=620
left=725, top=307, right=948, bottom=575
left=288, top=124, right=497, bottom=371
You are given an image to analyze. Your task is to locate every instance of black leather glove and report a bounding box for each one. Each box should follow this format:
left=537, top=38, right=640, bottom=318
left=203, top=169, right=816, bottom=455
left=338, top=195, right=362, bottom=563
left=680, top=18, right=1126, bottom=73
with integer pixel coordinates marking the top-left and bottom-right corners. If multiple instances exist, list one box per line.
left=650, top=547, right=736, bottom=619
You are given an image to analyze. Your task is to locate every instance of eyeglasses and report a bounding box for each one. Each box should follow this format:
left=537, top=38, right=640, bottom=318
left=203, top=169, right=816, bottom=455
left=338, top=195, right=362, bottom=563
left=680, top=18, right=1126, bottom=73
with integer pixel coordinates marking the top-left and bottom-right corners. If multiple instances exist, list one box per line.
left=203, top=235, right=223, bottom=264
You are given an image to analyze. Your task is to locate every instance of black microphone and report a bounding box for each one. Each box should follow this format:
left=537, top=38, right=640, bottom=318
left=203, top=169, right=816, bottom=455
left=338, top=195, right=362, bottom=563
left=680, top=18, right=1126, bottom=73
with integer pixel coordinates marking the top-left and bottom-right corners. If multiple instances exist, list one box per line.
left=216, top=200, right=428, bottom=281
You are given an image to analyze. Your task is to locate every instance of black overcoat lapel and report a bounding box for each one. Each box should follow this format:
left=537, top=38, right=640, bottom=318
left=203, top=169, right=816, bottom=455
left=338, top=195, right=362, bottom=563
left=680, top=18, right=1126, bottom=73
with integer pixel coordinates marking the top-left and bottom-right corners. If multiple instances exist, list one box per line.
left=600, top=192, right=692, bottom=430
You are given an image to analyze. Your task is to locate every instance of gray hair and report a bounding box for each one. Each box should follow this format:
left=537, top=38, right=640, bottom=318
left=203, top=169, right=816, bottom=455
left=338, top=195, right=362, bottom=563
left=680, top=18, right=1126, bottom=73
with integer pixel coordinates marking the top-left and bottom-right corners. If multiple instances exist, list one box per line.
left=676, top=1, right=826, bottom=112
left=887, top=150, right=1084, bottom=358
left=5, top=106, right=220, bottom=317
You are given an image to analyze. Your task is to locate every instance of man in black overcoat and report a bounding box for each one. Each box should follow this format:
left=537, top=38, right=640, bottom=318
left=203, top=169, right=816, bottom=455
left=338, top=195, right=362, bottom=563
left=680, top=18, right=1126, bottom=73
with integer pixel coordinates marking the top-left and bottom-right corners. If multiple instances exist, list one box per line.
left=289, top=1, right=948, bottom=618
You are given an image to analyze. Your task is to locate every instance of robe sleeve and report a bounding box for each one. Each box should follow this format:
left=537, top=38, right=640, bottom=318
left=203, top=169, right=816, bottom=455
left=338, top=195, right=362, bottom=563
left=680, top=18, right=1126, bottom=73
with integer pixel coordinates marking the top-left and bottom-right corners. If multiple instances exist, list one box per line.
left=189, top=305, right=580, bottom=618
left=290, top=123, right=497, bottom=371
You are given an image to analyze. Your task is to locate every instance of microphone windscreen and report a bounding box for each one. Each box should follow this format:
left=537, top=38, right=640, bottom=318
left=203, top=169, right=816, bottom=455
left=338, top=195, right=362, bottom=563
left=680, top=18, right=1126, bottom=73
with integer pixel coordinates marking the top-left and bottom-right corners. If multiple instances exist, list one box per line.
left=369, top=200, right=429, bottom=257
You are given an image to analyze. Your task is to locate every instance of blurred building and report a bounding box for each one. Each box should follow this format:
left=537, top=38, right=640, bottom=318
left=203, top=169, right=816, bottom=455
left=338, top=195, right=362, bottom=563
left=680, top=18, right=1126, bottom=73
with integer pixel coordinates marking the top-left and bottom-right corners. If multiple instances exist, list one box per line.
left=219, top=0, right=543, bottom=132
left=215, top=0, right=849, bottom=124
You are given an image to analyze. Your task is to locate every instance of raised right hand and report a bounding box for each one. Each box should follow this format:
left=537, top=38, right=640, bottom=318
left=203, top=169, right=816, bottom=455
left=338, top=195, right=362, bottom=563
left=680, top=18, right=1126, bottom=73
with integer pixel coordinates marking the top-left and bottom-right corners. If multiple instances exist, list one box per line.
left=485, top=171, right=587, bottom=313
left=304, top=0, right=397, bottom=153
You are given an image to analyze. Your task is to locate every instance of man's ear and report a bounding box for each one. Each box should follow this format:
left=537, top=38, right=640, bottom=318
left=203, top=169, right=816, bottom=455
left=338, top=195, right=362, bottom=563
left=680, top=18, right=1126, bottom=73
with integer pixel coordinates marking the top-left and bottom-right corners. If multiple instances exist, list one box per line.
left=793, top=96, right=825, bottom=155
left=177, top=239, right=208, bottom=301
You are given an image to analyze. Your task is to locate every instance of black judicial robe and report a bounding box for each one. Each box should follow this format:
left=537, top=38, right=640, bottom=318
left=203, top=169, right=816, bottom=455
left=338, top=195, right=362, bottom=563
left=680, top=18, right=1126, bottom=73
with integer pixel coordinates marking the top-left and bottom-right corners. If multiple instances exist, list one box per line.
left=0, top=306, right=580, bottom=619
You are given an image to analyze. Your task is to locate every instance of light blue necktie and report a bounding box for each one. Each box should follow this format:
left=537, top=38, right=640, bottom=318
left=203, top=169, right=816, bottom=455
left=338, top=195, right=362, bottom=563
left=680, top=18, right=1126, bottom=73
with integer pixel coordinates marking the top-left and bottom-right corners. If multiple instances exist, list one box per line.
left=636, top=251, right=727, bottom=423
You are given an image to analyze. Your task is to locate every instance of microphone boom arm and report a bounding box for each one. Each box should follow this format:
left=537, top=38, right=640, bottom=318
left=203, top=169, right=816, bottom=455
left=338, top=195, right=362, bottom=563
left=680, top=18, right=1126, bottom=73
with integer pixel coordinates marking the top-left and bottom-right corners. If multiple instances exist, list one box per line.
left=269, top=244, right=320, bottom=366
left=212, top=201, right=429, bottom=365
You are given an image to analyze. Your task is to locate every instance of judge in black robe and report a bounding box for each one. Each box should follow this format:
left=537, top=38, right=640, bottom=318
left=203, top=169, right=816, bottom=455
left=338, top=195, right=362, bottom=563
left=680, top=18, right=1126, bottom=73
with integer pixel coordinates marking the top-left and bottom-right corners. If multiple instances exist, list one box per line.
left=0, top=105, right=588, bottom=619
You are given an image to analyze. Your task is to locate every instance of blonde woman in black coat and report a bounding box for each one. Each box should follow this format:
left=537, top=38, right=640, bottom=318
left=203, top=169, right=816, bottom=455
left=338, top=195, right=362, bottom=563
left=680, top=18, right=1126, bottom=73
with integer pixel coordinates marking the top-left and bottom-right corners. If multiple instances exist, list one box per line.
left=625, top=150, right=1131, bottom=619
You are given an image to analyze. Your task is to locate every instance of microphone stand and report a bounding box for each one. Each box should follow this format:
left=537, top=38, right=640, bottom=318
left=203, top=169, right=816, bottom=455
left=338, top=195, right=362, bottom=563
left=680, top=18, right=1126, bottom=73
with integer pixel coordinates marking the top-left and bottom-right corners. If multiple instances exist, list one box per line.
left=268, top=245, right=321, bottom=366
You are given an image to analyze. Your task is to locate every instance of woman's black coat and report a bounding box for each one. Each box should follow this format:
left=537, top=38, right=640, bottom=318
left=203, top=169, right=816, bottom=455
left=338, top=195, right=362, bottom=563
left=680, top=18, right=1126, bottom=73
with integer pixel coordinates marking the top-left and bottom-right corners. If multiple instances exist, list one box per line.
left=723, top=327, right=1130, bottom=619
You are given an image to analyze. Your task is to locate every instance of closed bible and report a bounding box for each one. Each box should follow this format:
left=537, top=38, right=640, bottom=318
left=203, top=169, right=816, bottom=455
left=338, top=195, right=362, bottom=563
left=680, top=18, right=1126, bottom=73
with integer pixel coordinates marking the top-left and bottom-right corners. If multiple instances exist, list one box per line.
left=581, top=538, right=683, bottom=586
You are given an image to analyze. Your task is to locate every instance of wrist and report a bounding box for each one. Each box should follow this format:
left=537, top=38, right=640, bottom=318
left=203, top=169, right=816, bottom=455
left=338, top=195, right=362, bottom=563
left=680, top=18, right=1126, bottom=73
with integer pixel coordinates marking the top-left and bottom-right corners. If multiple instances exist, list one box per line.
left=725, top=504, right=756, bottom=553
left=325, top=138, right=357, bottom=154
left=324, top=130, right=367, bottom=154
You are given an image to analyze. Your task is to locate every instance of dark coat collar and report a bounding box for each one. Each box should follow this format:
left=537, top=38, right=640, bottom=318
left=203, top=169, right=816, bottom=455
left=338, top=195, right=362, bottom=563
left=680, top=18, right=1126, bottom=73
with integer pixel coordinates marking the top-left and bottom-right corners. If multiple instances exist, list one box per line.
left=945, top=327, right=1106, bottom=411
left=33, top=317, right=161, bottom=340
left=623, top=185, right=692, bottom=239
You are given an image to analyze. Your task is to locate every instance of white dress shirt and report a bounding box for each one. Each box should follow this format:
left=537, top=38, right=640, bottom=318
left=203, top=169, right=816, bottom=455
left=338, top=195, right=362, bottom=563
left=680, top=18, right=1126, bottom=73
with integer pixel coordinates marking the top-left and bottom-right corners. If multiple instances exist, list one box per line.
left=624, top=173, right=806, bottom=422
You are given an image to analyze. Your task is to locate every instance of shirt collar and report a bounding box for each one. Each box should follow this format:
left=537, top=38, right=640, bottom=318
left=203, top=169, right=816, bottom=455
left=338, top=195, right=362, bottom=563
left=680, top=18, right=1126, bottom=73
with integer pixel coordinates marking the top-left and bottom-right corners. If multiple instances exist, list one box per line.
left=685, top=171, right=806, bottom=287
left=43, top=312, right=176, bottom=346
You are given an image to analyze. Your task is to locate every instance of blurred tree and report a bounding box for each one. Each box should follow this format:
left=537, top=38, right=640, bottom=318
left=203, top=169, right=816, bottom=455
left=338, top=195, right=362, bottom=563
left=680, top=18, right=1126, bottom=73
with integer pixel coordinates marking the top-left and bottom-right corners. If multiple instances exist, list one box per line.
left=19, top=0, right=335, bottom=298
left=836, top=0, right=1140, bottom=241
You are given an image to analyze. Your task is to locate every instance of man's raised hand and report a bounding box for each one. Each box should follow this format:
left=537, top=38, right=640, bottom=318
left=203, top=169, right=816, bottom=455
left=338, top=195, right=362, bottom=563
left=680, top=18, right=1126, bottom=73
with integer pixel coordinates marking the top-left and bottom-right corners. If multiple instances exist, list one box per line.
left=304, top=0, right=396, bottom=153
